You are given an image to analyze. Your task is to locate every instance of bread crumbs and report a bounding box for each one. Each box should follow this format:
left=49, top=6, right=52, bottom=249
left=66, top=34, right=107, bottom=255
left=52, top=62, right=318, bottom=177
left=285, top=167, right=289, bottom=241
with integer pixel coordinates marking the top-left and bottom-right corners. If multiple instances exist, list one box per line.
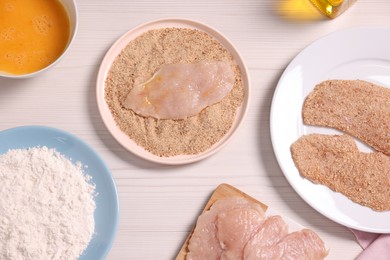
left=104, top=27, right=244, bottom=157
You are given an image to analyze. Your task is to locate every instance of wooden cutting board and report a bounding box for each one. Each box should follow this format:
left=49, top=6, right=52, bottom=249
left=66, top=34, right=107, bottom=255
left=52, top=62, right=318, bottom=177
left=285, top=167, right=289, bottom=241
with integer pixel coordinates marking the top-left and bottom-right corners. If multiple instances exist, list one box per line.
left=175, top=183, right=269, bottom=260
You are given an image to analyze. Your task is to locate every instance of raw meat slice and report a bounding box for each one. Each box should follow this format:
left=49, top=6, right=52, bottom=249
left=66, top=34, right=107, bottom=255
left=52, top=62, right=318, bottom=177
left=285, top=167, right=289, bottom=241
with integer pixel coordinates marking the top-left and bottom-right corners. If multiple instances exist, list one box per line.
left=211, top=197, right=266, bottom=215
left=186, top=210, right=222, bottom=260
left=186, top=197, right=266, bottom=260
left=186, top=196, right=327, bottom=260
left=243, top=216, right=289, bottom=259
left=261, top=229, right=328, bottom=260
left=218, top=207, right=265, bottom=259
left=123, top=61, right=235, bottom=119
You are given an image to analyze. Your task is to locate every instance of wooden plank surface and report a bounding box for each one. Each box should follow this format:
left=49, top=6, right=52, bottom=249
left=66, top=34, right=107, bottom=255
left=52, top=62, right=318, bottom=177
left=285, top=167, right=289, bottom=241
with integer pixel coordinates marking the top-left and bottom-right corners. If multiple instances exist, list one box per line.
left=2, top=0, right=390, bottom=259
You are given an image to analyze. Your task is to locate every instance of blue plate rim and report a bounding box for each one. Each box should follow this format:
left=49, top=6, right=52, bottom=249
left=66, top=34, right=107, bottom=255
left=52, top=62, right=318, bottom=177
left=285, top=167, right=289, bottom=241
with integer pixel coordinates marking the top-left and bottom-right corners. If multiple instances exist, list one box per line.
left=0, top=125, right=120, bottom=259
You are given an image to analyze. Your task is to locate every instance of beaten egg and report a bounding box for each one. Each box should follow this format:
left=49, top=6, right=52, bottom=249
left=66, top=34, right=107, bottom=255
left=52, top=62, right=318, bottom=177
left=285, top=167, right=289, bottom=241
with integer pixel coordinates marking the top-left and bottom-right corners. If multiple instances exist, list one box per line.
left=0, top=0, right=70, bottom=75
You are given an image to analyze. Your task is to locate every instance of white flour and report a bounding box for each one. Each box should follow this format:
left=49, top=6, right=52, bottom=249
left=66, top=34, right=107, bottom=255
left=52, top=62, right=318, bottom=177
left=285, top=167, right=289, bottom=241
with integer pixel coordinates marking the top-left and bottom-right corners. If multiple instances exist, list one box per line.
left=0, top=146, right=96, bottom=260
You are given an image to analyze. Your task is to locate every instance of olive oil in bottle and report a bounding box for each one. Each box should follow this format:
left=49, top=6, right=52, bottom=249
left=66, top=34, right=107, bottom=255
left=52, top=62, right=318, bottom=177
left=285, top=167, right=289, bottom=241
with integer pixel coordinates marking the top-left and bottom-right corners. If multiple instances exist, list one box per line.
left=309, top=0, right=356, bottom=18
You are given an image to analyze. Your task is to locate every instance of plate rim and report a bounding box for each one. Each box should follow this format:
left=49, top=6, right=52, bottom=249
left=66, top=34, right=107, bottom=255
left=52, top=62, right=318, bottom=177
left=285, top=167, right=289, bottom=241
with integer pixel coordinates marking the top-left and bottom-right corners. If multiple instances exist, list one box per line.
left=270, top=26, right=390, bottom=233
left=96, top=17, right=251, bottom=165
left=0, top=125, right=120, bottom=258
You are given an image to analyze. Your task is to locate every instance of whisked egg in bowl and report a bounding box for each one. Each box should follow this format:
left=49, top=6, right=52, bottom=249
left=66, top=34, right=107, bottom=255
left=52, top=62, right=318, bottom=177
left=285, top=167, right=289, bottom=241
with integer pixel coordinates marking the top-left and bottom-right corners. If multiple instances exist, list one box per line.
left=0, top=0, right=78, bottom=78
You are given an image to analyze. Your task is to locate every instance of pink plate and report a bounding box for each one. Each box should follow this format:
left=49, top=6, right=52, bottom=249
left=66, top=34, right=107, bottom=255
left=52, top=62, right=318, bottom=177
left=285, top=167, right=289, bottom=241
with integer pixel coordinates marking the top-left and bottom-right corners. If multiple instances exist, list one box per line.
left=96, top=18, right=250, bottom=165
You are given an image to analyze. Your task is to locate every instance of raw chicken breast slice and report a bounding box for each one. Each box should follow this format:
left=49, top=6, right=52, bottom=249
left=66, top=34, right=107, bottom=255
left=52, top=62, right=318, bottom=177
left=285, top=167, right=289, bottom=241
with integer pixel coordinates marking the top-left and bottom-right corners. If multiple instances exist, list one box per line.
left=243, top=215, right=289, bottom=259
left=186, top=210, right=222, bottom=260
left=218, top=207, right=265, bottom=260
left=259, top=229, right=328, bottom=260
left=211, top=197, right=266, bottom=215
left=186, top=196, right=327, bottom=260
left=186, top=197, right=266, bottom=260
left=123, top=61, right=235, bottom=119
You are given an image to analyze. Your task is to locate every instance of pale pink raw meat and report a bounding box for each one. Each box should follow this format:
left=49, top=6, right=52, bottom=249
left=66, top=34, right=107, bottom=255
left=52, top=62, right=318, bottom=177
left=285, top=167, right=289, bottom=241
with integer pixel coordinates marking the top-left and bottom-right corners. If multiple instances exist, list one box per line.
left=259, top=229, right=328, bottom=260
left=243, top=215, right=289, bottom=259
left=211, top=197, right=266, bottom=217
left=186, top=197, right=266, bottom=260
left=186, top=210, right=222, bottom=260
left=186, top=197, right=327, bottom=260
left=123, top=61, right=235, bottom=119
left=218, top=207, right=265, bottom=259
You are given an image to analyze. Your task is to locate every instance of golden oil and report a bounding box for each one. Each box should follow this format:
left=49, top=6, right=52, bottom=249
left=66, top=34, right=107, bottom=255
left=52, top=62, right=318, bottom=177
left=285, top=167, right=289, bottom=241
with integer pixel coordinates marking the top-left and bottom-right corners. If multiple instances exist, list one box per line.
left=277, top=0, right=324, bottom=21
left=309, top=0, right=356, bottom=18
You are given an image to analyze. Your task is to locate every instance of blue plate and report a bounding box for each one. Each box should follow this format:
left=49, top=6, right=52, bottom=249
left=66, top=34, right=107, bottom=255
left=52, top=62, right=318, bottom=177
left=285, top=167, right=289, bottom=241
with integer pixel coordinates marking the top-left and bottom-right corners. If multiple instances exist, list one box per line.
left=0, top=125, right=119, bottom=260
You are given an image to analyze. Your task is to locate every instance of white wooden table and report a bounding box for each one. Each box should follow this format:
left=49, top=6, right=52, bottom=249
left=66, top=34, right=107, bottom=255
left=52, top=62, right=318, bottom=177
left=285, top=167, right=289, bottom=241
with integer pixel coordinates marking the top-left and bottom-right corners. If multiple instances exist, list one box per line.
left=1, top=0, right=389, bottom=259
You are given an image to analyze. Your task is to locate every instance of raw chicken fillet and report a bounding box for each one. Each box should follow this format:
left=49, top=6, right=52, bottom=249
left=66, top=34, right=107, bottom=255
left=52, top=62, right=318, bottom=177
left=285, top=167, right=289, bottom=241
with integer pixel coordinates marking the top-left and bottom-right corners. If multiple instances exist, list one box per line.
left=187, top=197, right=265, bottom=260
left=186, top=197, right=327, bottom=260
left=243, top=216, right=288, bottom=259
left=123, top=61, right=235, bottom=119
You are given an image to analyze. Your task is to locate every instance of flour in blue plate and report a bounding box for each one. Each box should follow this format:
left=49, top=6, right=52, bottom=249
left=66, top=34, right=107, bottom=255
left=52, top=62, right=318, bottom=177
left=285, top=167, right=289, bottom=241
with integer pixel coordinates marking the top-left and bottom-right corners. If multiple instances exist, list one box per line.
left=0, top=146, right=96, bottom=259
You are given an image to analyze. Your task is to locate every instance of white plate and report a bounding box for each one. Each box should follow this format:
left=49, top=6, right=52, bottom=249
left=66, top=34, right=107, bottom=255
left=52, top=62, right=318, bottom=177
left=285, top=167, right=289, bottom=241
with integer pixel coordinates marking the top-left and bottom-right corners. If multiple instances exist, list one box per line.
left=270, top=27, right=390, bottom=233
left=96, top=18, right=250, bottom=165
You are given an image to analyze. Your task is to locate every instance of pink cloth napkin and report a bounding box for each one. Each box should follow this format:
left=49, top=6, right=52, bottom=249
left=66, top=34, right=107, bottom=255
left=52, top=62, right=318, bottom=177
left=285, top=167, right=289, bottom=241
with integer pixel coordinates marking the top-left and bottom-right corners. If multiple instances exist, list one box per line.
left=351, top=229, right=390, bottom=259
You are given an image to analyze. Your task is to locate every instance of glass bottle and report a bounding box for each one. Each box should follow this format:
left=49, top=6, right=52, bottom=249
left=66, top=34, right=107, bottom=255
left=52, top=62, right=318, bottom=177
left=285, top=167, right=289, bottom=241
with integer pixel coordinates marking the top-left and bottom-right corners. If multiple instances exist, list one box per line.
left=309, top=0, right=357, bottom=18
